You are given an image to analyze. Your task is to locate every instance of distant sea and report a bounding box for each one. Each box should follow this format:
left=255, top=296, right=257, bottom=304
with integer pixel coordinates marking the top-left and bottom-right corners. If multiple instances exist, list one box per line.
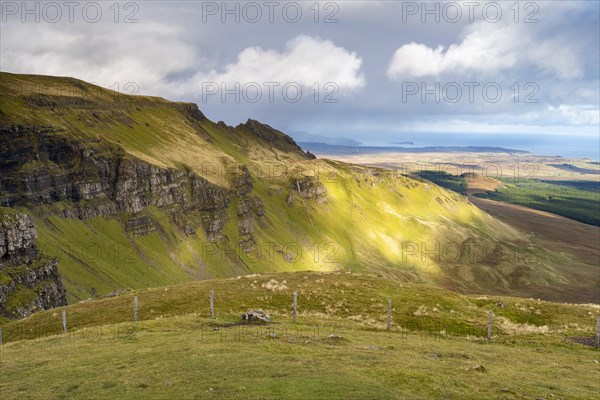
left=366, top=133, right=600, bottom=160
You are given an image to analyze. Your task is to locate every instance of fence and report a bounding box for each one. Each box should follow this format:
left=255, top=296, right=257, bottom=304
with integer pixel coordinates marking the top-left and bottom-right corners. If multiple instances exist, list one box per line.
left=0, top=290, right=598, bottom=349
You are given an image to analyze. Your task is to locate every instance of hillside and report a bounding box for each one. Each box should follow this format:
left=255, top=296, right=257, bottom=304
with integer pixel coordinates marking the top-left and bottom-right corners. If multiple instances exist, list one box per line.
left=1, top=272, right=599, bottom=399
left=0, top=72, right=598, bottom=319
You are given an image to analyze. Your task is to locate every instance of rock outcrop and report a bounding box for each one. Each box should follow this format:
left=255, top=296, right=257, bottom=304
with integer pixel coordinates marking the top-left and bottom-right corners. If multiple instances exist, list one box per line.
left=241, top=309, right=271, bottom=323
left=0, top=209, right=67, bottom=319
left=238, top=119, right=316, bottom=159
left=293, top=177, right=328, bottom=203
left=234, top=166, right=265, bottom=252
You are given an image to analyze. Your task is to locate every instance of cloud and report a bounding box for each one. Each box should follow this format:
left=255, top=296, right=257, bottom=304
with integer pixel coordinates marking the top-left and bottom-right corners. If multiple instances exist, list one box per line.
left=188, top=35, right=365, bottom=92
left=0, top=21, right=201, bottom=97
left=0, top=1, right=596, bottom=137
left=548, top=105, right=600, bottom=125
left=387, top=19, right=583, bottom=80
left=1, top=24, right=364, bottom=100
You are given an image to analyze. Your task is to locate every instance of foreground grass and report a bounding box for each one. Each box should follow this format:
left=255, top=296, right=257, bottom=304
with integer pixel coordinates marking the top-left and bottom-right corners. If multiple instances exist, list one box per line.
left=1, top=315, right=598, bottom=400
left=0, top=272, right=598, bottom=399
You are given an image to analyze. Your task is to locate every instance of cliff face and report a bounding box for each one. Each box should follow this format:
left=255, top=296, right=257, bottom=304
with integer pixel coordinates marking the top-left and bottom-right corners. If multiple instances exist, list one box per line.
left=0, top=209, right=67, bottom=319
left=0, top=124, right=271, bottom=315
left=0, top=125, right=241, bottom=239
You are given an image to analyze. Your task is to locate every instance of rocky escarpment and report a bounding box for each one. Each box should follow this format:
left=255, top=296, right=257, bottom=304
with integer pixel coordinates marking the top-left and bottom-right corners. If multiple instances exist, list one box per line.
left=0, top=209, right=67, bottom=319
left=234, top=166, right=266, bottom=252
left=0, top=125, right=244, bottom=240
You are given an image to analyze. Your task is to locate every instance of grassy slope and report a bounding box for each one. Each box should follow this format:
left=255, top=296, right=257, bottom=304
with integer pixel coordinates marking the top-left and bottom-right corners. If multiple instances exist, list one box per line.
left=0, top=272, right=598, bottom=399
left=2, top=272, right=597, bottom=343
left=2, top=322, right=598, bottom=400
left=0, top=72, right=597, bottom=304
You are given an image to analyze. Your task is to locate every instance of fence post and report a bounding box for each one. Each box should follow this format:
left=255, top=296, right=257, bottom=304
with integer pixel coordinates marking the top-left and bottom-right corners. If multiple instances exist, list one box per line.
left=62, top=309, right=67, bottom=334
left=293, top=290, right=297, bottom=323
left=210, top=289, right=214, bottom=318
left=487, top=310, right=493, bottom=341
left=133, top=296, right=138, bottom=322
left=387, top=298, right=392, bottom=331
left=596, top=316, right=600, bottom=349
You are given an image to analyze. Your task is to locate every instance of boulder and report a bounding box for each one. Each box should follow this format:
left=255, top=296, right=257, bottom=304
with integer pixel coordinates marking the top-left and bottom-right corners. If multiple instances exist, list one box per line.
left=241, top=310, right=270, bottom=323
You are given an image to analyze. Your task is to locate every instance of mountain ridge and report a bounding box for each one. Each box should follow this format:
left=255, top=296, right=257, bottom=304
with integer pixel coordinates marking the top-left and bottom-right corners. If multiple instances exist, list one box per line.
left=0, top=72, right=598, bottom=319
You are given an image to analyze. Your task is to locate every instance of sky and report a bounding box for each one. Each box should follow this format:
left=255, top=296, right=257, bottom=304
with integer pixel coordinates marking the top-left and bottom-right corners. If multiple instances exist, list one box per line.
left=1, top=1, right=599, bottom=145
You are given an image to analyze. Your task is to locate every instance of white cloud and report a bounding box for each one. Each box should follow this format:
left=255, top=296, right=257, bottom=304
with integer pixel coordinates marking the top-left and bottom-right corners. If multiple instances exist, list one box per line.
left=1, top=25, right=364, bottom=99
left=188, top=35, right=365, bottom=92
left=0, top=22, right=201, bottom=97
left=387, top=20, right=583, bottom=80
left=549, top=105, right=600, bottom=125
